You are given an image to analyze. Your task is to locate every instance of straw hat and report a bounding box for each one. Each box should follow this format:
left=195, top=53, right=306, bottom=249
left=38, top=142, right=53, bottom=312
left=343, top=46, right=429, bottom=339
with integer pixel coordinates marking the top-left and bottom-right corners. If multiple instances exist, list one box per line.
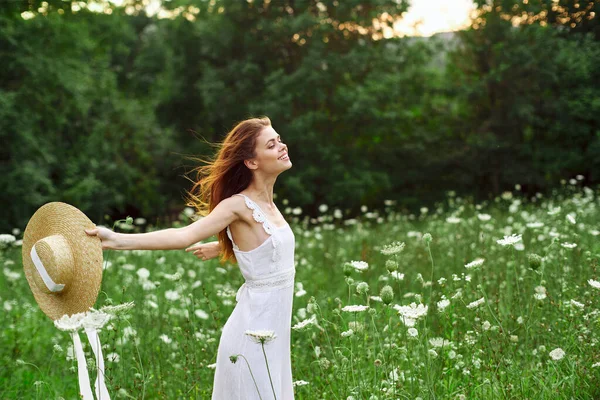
left=22, top=202, right=103, bottom=321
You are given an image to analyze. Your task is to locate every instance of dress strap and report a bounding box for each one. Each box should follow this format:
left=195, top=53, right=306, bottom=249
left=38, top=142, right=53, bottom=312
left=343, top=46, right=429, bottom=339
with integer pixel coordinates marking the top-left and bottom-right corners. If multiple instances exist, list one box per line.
left=232, top=193, right=274, bottom=235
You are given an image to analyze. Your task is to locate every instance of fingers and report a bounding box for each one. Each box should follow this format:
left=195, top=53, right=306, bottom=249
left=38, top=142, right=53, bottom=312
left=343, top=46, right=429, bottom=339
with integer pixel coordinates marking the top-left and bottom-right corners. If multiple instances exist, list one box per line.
left=85, top=228, right=98, bottom=236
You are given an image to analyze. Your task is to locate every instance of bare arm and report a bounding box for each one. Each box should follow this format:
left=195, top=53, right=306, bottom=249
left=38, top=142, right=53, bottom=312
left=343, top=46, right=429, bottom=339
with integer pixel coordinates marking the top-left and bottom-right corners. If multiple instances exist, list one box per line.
left=85, top=198, right=239, bottom=251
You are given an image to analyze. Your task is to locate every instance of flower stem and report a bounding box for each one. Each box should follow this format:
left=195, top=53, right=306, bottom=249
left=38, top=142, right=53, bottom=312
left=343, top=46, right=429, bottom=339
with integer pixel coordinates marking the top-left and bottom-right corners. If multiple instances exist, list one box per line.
left=237, top=354, right=263, bottom=400
left=261, top=343, right=277, bottom=400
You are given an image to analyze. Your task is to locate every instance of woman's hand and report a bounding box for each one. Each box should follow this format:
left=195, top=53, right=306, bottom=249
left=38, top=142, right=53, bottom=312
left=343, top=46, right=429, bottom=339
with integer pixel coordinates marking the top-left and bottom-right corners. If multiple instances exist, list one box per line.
left=84, top=226, right=120, bottom=250
left=185, top=241, right=221, bottom=261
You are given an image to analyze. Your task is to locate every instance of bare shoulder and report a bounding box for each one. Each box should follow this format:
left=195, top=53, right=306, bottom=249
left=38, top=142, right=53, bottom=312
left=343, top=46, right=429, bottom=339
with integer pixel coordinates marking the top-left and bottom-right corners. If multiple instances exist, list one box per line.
left=218, top=194, right=247, bottom=220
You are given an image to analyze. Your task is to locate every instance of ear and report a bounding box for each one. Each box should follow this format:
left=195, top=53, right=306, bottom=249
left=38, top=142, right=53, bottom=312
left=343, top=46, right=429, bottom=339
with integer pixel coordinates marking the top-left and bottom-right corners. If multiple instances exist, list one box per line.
left=244, top=159, right=258, bottom=170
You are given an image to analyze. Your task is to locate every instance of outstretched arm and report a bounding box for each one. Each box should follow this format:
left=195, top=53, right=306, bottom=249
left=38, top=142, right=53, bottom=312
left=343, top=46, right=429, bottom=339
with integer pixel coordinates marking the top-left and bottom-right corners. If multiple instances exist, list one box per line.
left=85, top=198, right=239, bottom=251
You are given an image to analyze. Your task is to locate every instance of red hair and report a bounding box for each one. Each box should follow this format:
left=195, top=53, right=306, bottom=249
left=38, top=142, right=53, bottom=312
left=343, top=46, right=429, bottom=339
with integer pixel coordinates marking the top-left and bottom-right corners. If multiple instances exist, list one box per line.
left=183, top=116, right=272, bottom=264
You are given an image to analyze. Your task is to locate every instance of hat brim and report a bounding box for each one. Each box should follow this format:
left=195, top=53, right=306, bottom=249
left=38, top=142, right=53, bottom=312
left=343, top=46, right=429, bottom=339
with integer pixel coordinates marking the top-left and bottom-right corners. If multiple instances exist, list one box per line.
left=22, top=202, right=103, bottom=321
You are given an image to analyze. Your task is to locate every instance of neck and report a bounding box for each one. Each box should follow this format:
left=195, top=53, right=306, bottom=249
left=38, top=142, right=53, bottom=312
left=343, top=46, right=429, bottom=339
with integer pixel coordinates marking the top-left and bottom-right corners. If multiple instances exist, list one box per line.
left=246, top=178, right=277, bottom=207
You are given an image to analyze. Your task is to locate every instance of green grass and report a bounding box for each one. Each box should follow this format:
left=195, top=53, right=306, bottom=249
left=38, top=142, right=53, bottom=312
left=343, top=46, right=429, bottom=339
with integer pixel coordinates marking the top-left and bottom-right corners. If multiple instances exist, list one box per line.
left=2, top=181, right=600, bottom=399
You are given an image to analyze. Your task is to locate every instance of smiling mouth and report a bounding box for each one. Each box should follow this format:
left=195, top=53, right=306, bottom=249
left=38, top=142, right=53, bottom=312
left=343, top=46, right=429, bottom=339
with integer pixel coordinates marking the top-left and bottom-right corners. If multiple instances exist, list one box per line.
left=278, top=154, right=289, bottom=161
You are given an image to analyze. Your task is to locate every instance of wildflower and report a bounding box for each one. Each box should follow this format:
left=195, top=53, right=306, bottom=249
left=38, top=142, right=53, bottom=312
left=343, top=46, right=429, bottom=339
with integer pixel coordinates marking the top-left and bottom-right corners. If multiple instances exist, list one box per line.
left=422, top=233, right=432, bottom=243
left=106, top=352, right=120, bottom=363
left=496, top=234, right=522, bottom=247
left=380, top=285, right=394, bottom=305
left=429, top=337, right=452, bottom=348
left=0, top=234, right=16, bottom=249
left=341, top=329, right=354, bottom=337
left=547, top=206, right=561, bottom=215
left=446, top=217, right=461, bottom=224
left=356, top=282, right=369, bottom=295
left=380, top=241, right=406, bottom=255
left=346, top=261, right=368, bottom=271
left=566, top=213, right=576, bottom=224
left=428, top=349, right=438, bottom=358
left=464, top=258, right=485, bottom=270
left=370, top=295, right=382, bottom=302
left=385, top=259, right=398, bottom=272
left=390, top=271, right=404, bottom=280
left=588, top=279, right=600, bottom=289
left=527, top=253, right=542, bottom=270
left=245, top=330, right=277, bottom=344
left=195, top=309, right=209, bottom=320
left=292, top=315, right=317, bottom=331
left=549, top=348, right=565, bottom=361
left=482, top=321, right=491, bottom=331
left=292, top=380, right=309, bottom=387
left=342, top=305, right=369, bottom=313
left=570, top=299, right=584, bottom=309
left=526, top=222, right=544, bottom=228
left=477, top=213, right=491, bottom=221
left=534, top=286, right=547, bottom=301
left=165, top=290, right=180, bottom=301
left=407, top=328, right=418, bottom=337
left=510, top=335, right=519, bottom=343
left=136, top=268, right=150, bottom=280
left=437, top=298, right=450, bottom=312
left=466, top=297, right=485, bottom=309
left=159, top=334, right=172, bottom=344
left=395, top=302, right=428, bottom=326
left=561, top=242, right=577, bottom=249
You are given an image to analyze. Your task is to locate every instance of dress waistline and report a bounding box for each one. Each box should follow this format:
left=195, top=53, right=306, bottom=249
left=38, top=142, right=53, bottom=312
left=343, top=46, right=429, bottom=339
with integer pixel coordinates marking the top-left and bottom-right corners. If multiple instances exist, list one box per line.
left=235, top=268, right=296, bottom=301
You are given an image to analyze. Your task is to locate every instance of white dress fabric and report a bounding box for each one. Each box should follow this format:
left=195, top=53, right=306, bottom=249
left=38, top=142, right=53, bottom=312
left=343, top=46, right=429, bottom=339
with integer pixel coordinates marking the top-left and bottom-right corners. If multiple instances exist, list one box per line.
left=211, top=193, right=296, bottom=399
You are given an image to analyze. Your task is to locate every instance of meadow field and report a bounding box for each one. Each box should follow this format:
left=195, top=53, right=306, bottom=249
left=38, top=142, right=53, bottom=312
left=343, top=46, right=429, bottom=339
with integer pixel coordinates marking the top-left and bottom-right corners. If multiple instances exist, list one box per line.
left=2, top=178, right=600, bottom=399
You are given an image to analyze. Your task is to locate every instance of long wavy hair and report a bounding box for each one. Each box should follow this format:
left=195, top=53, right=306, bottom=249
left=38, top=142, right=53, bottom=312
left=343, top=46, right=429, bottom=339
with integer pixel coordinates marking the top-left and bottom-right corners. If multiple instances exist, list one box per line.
left=183, top=116, right=272, bottom=264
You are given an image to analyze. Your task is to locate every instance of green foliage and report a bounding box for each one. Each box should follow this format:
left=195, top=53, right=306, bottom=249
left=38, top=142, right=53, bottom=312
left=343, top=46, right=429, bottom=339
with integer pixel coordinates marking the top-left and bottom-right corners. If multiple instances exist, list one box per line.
left=1, top=0, right=600, bottom=233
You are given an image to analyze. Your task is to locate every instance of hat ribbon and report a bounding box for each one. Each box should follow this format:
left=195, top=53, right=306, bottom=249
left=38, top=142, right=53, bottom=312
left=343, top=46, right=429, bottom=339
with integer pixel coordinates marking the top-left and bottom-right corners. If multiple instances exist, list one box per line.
left=30, top=246, right=65, bottom=292
left=70, top=327, right=111, bottom=400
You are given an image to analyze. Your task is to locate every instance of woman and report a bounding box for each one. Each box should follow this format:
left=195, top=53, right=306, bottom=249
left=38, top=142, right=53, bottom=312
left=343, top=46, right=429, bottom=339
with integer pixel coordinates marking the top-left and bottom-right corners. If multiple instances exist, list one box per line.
left=84, top=116, right=296, bottom=399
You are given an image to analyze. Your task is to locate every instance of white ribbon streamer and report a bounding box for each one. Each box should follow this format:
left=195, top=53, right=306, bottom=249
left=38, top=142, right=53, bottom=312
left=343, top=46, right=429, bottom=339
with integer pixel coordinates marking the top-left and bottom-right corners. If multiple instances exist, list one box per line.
left=30, top=245, right=65, bottom=292
left=85, top=327, right=111, bottom=400
left=71, top=331, right=94, bottom=400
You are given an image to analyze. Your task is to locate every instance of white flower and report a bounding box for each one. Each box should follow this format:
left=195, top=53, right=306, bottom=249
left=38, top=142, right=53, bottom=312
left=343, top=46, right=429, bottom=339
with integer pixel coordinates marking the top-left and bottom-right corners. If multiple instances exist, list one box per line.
left=194, top=309, right=209, bottom=320
left=588, top=279, right=600, bottom=289
left=165, top=290, right=180, bottom=301
left=526, top=222, right=544, bottom=228
left=566, top=213, right=576, bottom=225
left=245, top=330, right=277, bottom=344
left=477, top=213, right=491, bottom=221
left=549, top=347, right=565, bottom=361
left=592, top=362, right=600, bottom=368
left=342, top=305, right=369, bottom=313
left=464, top=258, right=485, bottom=270
left=496, top=234, right=522, bottom=247
left=570, top=299, right=584, bottom=309
left=429, top=337, right=452, bottom=348
left=292, top=380, right=309, bottom=387
left=380, top=241, right=406, bottom=255
left=106, top=352, right=120, bottom=363
left=347, top=261, right=369, bottom=271
left=407, top=328, right=418, bottom=337
left=446, top=216, right=462, bottom=224
left=482, top=321, right=491, bottom=330
left=466, top=297, right=485, bottom=309
left=395, top=302, right=428, bottom=326
left=369, top=296, right=382, bottom=302
left=561, top=242, right=577, bottom=249
left=341, top=329, right=354, bottom=337
left=136, top=268, right=150, bottom=280
left=437, top=299, right=450, bottom=312
left=159, top=334, right=172, bottom=344
left=547, top=206, right=561, bottom=215
left=390, top=271, right=405, bottom=280
left=54, top=313, right=87, bottom=331
left=533, top=286, right=547, bottom=301
left=292, top=315, right=317, bottom=331
left=0, top=234, right=16, bottom=248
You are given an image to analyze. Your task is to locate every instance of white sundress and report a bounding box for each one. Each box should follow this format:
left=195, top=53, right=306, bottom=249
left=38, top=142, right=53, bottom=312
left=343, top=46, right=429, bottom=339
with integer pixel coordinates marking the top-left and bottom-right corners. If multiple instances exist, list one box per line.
left=211, top=193, right=296, bottom=400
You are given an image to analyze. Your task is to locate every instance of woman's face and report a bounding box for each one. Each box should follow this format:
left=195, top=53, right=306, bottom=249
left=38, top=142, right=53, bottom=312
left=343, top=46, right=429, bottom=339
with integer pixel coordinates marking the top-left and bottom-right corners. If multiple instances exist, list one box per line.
left=248, top=126, right=292, bottom=173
